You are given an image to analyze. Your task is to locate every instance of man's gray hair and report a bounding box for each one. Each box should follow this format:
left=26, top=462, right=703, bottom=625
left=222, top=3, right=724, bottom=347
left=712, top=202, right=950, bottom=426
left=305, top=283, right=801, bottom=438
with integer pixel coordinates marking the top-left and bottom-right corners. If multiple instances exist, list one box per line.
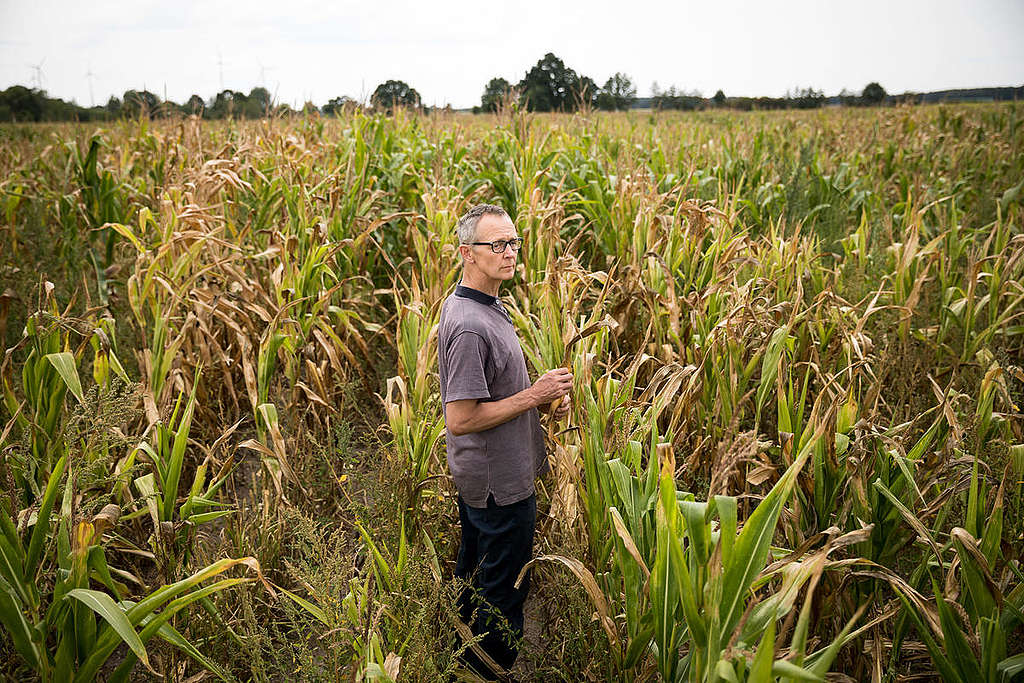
left=456, top=204, right=510, bottom=245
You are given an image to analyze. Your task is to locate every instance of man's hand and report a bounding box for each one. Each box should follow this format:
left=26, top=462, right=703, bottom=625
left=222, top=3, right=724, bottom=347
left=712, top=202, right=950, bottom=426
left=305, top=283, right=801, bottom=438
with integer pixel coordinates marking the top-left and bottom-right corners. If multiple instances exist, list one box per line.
left=531, top=368, right=573, bottom=405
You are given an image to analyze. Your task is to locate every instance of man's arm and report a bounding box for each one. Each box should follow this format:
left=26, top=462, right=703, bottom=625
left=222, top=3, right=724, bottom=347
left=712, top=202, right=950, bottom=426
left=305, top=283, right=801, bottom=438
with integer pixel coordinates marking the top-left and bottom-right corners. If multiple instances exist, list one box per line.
left=446, top=368, right=572, bottom=436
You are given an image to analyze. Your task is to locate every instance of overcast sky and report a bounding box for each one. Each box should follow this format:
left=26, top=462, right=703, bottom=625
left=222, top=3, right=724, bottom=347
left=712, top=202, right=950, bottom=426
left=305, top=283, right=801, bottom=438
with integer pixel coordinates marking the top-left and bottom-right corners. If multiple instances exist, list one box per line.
left=1, top=0, right=1022, bottom=109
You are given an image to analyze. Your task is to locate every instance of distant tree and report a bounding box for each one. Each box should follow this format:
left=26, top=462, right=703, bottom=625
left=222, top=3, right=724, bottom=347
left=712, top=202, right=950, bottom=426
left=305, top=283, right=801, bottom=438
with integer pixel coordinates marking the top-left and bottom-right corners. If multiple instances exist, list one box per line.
left=596, top=73, right=637, bottom=111
left=838, top=88, right=858, bottom=106
left=247, top=86, right=272, bottom=116
left=0, top=85, right=115, bottom=121
left=516, top=53, right=592, bottom=112
left=231, top=91, right=250, bottom=116
left=121, top=90, right=160, bottom=117
left=861, top=82, right=887, bottom=105
left=322, top=96, right=355, bottom=115
left=752, top=96, right=787, bottom=110
left=652, top=84, right=703, bottom=111
left=788, top=86, right=825, bottom=109
left=371, top=80, right=421, bottom=110
left=0, top=86, right=44, bottom=121
left=302, top=101, right=319, bottom=116
left=713, top=89, right=726, bottom=106
left=106, top=95, right=122, bottom=116
left=480, top=77, right=512, bottom=112
left=209, top=90, right=239, bottom=118
left=185, top=94, right=205, bottom=115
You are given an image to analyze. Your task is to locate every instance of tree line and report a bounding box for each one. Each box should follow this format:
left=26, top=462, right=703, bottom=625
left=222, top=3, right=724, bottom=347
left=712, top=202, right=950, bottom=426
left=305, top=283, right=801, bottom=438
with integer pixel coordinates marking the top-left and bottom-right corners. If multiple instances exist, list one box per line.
left=474, top=54, right=890, bottom=112
left=1, top=52, right=1017, bottom=122
left=0, top=85, right=305, bottom=122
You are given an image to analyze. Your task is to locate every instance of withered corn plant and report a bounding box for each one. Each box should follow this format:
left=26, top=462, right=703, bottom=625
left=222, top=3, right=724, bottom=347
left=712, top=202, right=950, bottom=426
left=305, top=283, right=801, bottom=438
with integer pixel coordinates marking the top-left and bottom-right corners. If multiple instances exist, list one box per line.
left=0, top=292, right=264, bottom=681
left=1, top=103, right=1022, bottom=681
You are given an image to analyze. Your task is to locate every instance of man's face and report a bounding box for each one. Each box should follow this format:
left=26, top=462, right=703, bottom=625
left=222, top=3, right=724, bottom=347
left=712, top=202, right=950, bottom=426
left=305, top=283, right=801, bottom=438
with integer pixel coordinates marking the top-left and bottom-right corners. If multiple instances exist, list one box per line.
left=466, top=213, right=519, bottom=282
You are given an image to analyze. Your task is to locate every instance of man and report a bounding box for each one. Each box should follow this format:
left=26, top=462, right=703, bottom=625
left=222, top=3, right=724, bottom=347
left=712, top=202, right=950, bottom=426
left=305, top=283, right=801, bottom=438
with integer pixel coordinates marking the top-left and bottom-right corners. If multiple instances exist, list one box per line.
left=439, top=204, right=572, bottom=679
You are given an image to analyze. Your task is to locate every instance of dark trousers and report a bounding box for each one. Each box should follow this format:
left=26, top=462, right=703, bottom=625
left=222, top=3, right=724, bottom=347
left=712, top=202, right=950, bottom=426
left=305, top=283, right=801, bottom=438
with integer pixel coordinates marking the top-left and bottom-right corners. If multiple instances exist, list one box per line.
left=455, top=492, right=536, bottom=678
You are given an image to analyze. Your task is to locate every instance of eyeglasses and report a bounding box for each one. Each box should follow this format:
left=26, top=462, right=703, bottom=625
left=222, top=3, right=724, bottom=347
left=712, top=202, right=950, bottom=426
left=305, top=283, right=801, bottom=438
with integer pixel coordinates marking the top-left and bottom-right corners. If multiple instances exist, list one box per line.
left=465, top=237, right=523, bottom=253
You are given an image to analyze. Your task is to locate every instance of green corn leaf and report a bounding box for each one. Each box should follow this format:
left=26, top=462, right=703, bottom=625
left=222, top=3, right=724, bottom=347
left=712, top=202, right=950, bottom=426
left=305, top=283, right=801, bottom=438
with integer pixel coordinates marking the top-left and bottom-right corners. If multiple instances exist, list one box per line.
left=78, top=557, right=260, bottom=682
left=950, top=528, right=999, bottom=622
left=666, top=508, right=707, bottom=650
left=357, top=523, right=395, bottom=592
left=772, top=658, right=821, bottom=681
left=86, top=546, right=126, bottom=599
left=891, top=453, right=925, bottom=506
left=154, top=617, right=234, bottom=681
left=54, top=615, right=77, bottom=682
left=979, top=484, right=1004, bottom=565
left=720, top=420, right=822, bottom=636
left=106, top=222, right=147, bottom=253
left=978, top=616, right=1004, bottom=681
left=607, top=458, right=639, bottom=521
left=0, top=533, right=27, bottom=603
left=107, top=349, right=130, bottom=383
left=755, top=326, right=790, bottom=424
left=0, top=574, right=41, bottom=669
left=873, top=480, right=944, bottom=570
left=998, top=177, right=1024, bottom=213
left=966, top=454, right=981, bottom=539
left=66, top=588, right=153, bottom=672
left=680, top=501, right=709, bottom=565
left=749, top=618, right=776, bottom=682
left=623, top=624, right=655, bottom=669
left=163, top=379, right=199, bottom=521
left=892, top=583, right=960, bottom=682
left=134, top=473, right=160, bottom=526
left=998, top=653, right=1024, bottom=679
left=148, top=577, right=255, bottom=632
left=652, top=458, right=682, bottom=680
left=179, top=460, right=208, bottom=521
left=715, top=495, right=737, bottom=572
left=107, top=580, right=255, bottom=683
left=107, top=607, right=235, bottom=683
left=188, top=511, right=233, bottom=525
left=45, top=352, right=85, bottom=405
left=905, top=419, right=939, bottom=460
left=715, top=659, right=740, bottom=683
left=789, top=576, right=815, bottom=665
left=935, top=592, right=982, bottom=682
left=25, top=454, right=67, bottom=580
left=278, top=585, right=331, bottom=627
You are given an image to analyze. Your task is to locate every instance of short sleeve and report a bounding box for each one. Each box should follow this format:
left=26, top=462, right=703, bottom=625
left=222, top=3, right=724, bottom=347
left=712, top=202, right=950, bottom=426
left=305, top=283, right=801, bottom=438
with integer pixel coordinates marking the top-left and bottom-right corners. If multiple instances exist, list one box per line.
left=443, top=332, right=491, bottom=403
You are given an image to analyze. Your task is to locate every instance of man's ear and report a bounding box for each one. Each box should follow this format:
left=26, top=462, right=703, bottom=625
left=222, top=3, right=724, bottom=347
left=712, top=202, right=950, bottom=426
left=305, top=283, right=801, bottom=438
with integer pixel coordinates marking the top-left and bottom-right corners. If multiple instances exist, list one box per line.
left=459, top=244, right=474, bottom=263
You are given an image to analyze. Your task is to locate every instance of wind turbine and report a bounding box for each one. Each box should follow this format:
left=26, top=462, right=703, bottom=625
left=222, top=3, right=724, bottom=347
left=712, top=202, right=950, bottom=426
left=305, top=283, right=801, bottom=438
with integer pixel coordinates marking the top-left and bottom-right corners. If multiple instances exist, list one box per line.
left=217, top=50, right=228, bottom=91
left=28, top=58, right=45, bottom=90
left=85, top=64, right=97, bottom=107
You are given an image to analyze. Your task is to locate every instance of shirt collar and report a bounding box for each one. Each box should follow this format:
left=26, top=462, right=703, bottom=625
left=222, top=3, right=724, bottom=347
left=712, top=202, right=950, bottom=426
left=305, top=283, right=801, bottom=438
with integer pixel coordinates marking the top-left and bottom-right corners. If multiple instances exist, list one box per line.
left=454, top=284, right=498, bottom=306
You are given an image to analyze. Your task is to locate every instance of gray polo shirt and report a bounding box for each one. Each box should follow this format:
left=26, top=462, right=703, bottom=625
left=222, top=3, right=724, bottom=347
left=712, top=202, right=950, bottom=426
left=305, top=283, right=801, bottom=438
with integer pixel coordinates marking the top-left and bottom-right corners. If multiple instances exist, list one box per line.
left=438, top=284, right=548, bottom=508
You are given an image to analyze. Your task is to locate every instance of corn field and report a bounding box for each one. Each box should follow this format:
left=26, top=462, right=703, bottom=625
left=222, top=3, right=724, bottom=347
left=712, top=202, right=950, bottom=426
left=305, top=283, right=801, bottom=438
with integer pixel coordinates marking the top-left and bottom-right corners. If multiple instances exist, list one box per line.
left=1, top=104, right=1023, bottom=681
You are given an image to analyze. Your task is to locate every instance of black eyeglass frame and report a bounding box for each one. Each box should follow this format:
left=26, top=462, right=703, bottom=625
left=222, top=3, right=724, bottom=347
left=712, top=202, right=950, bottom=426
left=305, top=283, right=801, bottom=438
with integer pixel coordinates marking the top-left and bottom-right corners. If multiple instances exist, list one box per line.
left=463, top=238, right=524, bottom=253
